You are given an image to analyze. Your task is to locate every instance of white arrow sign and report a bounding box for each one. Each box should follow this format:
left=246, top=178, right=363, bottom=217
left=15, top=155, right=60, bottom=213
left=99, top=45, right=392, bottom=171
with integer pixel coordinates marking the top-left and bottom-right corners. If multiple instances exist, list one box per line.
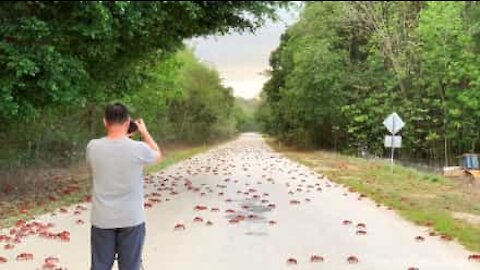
left=384, top=135, right=402, bottom=148
left=383, top=112, right=405, bottom=134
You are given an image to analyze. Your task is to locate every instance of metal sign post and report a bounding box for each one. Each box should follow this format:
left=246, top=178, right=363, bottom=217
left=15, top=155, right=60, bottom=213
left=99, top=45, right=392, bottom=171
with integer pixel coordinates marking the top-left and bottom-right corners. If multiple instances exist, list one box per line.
left=390, top=118, right=395, bottom=167
left=383, top=112, right=405, bottom=171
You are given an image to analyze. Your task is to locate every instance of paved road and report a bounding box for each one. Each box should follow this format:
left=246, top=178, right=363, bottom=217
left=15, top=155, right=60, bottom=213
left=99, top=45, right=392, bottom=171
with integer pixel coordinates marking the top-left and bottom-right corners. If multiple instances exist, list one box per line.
left=1, top=133, right=479, bottom=270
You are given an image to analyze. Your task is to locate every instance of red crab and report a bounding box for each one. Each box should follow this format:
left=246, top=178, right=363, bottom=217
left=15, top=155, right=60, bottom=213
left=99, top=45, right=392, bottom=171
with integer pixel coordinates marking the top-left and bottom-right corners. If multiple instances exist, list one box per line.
left=228, top=218, right=239, bottom=224
left=2, top=183, right=13, bottom=194
left=356, top=230, right=367, bottom=235
left=206, top=221, right=214, bottom=226
left=4, top=244, right=15, bottom=250
left=356, top=223, right=366, bottom=229
left=425, top=221, right=434, bottom=227
left=441, top=234, right=453, bottom=241
left=45, top=256, right=60, bottom=263
left=174, top=224, right=186, bottom=231
left=347, top=256, right=359, bottom=264
left=0, top=235, right=10, bottom=242
left=468, top=254, right=480, bottom=262
left=310, top=255, right=324, bottom=263
left=76, top=219, right=85, bottom=225
left=194, top=205, right=208, bottom=211
left=268, top=220, right=277, bottom=225
left=342, top=220, right=352, bottom=225
left=211, top=208, right=220, bottom=212
left=144, top=203, right=153, bottom=208
left=0, top=257, right=6, bottom=263
left=289, top=200, right=300, bottom=205
left=43, top=256, right=60, bottom=269
left=193, top=217, right=204, bottom=223
left=235, top=215, right=246, bottom=221
left=225, top=209, right=235, bottom=213
left=407, top=268, right=419, bottom=270
left=16, top=252, right=34, bottom=261
left=415, top=236, right=425, bottom=242
left=286, top=258, right=298, bottom=265
left=15, top=219, right=27, bottom=227
left=149, top=198, right=161, bottom=203
left=57, top=231, right=70, bottom=242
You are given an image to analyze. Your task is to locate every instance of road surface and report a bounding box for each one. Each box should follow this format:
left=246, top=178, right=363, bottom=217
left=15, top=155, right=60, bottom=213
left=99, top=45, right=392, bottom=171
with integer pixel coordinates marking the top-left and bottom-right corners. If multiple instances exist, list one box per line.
left=1, top=133, right=479, bottom=270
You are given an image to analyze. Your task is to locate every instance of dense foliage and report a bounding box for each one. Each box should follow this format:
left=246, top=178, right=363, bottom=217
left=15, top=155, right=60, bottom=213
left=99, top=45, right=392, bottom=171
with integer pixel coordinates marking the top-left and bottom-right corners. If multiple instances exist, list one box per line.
left=258, top=1, right=480, bottom=166
left=0, top=1, right=284, bottom=170
left=234, top=97, right=261, bottom=132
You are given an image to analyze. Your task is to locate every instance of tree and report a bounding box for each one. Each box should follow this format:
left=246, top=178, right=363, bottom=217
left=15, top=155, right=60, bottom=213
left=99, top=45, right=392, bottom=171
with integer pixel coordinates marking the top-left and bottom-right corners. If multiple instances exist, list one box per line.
left=259, top=1, right=480, bottom=165
left=0, top=1, right=287, bottom=121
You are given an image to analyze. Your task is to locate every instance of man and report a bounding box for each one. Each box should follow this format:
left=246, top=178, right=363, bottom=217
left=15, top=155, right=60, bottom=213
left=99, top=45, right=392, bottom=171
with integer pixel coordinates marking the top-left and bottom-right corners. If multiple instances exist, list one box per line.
left=86, top=103, right=162, bottom=270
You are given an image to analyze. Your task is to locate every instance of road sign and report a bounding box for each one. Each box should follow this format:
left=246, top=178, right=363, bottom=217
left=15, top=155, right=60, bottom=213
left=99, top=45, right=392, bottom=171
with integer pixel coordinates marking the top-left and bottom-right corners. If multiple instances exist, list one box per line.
left=383, top=112, right=405, bottom=134
left=384, top=135, right=402, bottom=148
left=383, top=112, right=405, bottom=171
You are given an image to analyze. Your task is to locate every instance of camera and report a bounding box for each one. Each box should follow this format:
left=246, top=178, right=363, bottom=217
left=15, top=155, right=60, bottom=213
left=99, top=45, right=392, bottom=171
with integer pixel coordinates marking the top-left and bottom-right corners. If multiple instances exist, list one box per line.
left=128, top=120, right=138, bottom=134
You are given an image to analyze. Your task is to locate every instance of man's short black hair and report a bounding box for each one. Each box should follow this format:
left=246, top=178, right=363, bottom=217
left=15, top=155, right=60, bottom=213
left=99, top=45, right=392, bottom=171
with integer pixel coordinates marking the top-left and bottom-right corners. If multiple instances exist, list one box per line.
left=105, top=102, right=129, bottom=125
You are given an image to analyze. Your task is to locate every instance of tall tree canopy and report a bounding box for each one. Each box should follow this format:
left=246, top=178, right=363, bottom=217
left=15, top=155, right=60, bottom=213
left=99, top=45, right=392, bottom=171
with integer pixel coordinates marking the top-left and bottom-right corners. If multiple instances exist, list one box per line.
left=258, top=1, right=480, bottom=166
left=0, top=1, right=286, bottom=170
left=0, top=1, right=285, bottom=120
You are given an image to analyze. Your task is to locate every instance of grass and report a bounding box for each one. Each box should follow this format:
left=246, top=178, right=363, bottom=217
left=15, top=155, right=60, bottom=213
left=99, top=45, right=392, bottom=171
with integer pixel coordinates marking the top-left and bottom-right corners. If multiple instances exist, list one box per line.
left=267, top=138, right=480, bottom=252
left=0, top=141, right=223, bottom=229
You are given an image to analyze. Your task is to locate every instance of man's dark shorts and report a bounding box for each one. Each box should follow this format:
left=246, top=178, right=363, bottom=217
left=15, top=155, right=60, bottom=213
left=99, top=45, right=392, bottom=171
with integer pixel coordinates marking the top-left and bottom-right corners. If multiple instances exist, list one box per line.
left=91, top=222, right=145, bottom=270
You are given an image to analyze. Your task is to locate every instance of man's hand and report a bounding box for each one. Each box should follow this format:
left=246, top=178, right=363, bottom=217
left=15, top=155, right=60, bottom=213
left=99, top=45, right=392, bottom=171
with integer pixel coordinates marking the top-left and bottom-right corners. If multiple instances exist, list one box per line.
left=135, top=118, right=162, bottom=162
left=135, top=118, right=148, bottom=136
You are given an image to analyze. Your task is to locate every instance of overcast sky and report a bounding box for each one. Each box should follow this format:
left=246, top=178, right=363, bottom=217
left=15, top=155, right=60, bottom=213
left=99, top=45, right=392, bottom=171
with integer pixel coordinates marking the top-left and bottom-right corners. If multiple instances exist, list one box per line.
left=189, top=6, right=300, bottom=100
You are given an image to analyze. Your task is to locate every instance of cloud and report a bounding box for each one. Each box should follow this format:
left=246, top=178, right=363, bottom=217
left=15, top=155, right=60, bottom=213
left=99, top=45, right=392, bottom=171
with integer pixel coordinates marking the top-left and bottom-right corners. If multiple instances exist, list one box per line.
left=189, top=7, right=300, bottom=99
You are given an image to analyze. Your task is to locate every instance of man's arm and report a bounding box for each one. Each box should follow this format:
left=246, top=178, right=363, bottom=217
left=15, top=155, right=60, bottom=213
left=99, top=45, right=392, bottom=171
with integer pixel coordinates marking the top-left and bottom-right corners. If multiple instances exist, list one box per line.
left=135, top=119, right=162, bottom=162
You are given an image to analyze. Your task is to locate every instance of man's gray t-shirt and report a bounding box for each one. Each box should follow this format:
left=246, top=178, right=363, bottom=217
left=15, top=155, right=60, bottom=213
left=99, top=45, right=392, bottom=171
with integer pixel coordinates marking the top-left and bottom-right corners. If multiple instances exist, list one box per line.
left=86, top=137, right=157, bottom=229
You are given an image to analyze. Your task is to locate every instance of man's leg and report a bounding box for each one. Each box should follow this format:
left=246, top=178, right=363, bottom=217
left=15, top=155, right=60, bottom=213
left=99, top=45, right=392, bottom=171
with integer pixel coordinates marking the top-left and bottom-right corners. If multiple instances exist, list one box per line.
left=91, top=225, right=116, bottom=270
left=117, top=222, right=146, bottom=270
